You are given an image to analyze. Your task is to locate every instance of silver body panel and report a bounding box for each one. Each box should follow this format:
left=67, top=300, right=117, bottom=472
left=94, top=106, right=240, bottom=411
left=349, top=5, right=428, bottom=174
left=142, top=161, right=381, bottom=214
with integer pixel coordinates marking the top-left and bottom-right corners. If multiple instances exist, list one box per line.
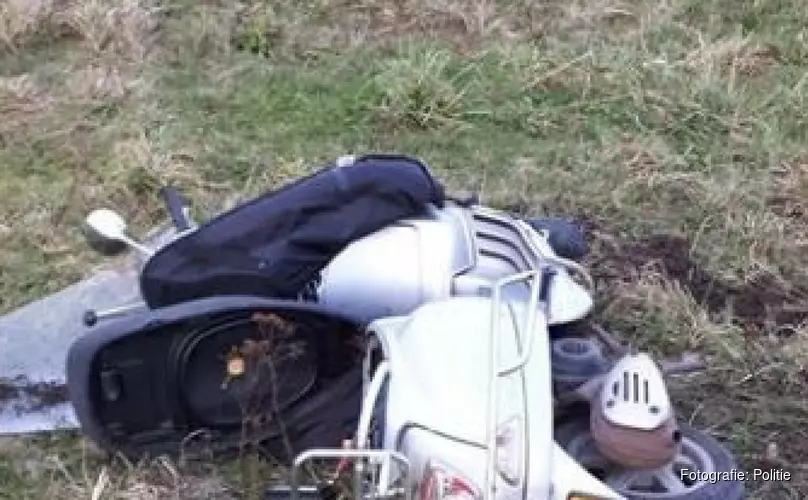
left=318, top=204, right=593, bottom=326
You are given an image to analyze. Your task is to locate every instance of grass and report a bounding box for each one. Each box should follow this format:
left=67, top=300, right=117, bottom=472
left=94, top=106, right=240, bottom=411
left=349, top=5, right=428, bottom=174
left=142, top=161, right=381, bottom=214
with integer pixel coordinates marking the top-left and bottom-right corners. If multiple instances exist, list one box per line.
left=1, top=0, right=808, bottom=498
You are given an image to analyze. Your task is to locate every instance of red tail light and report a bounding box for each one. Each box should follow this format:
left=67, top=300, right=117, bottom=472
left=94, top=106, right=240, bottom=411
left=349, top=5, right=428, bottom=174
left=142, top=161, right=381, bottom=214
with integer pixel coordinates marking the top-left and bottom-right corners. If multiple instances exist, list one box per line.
left=419, top=460, right=481, bottom=500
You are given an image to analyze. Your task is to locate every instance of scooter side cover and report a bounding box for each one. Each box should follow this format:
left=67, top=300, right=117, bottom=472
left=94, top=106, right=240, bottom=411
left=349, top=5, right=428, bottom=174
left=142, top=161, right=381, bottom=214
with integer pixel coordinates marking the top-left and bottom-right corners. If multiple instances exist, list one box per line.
left=66, top=296, right=364, bottom=459
left=318, top=203, right=593, bottom=326
left=317, top=205, right=474, bottom=325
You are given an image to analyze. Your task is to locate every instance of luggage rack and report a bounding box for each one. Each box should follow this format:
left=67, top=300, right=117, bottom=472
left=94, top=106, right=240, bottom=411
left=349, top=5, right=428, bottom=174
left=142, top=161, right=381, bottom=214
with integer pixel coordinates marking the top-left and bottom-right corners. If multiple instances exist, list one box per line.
left=483, top=267, right=553, bottom=498
left=266, top=448, right=412, bottom=500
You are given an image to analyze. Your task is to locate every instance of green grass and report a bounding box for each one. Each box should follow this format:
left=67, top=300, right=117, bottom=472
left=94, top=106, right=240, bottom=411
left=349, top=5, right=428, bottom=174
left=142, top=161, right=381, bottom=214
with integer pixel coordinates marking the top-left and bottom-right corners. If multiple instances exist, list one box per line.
left=2, top=0, right=808, bottom=498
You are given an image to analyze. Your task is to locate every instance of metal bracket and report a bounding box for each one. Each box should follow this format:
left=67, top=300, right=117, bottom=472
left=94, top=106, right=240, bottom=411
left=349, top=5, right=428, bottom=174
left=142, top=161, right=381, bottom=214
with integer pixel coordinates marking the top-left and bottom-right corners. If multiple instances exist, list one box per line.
left=83, top=301, right=147, bottom=326
left=288, top=448, right=412, bottom=500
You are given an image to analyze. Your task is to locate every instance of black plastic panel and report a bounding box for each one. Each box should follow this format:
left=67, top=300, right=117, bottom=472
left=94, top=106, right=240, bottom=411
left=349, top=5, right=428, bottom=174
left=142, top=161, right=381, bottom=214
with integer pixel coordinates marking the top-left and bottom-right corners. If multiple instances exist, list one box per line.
left=67, top=296, right=364, bottom=460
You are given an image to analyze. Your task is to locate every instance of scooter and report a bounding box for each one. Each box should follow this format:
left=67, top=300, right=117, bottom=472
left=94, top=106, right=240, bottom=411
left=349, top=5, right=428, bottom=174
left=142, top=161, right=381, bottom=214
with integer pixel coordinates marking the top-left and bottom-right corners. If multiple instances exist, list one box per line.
left=261, top=204, right=745, bottom=499
left=73, top=161, right=744, bottom=499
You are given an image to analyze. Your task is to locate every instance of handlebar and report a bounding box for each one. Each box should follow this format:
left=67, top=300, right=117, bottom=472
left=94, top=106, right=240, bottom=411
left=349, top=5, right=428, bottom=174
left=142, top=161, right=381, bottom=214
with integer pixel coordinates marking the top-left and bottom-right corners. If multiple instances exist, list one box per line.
left=160, top=186, right=191, bottom=232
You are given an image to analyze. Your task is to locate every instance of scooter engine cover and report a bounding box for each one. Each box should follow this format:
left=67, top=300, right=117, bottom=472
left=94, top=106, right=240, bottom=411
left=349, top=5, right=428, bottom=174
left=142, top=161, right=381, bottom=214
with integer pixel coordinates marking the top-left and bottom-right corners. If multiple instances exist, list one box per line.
left=66, top=296, right=364, bottom=459
left=599, top=353, right=672, bottom=430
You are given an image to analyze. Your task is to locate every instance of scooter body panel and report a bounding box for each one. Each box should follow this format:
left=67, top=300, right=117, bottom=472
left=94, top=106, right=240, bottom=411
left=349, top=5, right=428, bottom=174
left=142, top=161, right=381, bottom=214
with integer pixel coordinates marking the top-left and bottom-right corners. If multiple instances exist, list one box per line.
left=317, top=204, right=594, bottom=327
left=368, top=295, right=555, bottom=499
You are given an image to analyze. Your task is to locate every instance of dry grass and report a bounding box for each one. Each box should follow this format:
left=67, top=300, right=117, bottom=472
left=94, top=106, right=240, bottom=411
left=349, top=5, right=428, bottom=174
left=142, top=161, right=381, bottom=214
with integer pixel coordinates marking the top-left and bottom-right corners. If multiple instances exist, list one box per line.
left=42, top=457, right=233, bottom=500
left=0, top=0, right=158, bottom=58
left=2, top=0, right=808, bottom=498
left=0, top=437, right=234, bottom=499
left=603, top=270, right=745, bottom=358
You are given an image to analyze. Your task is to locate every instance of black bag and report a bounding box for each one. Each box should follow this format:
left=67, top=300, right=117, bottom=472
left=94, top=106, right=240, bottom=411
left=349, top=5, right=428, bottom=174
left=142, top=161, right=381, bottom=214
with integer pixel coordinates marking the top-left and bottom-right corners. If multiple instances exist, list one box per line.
left=140, top=154, right=445, bottom=309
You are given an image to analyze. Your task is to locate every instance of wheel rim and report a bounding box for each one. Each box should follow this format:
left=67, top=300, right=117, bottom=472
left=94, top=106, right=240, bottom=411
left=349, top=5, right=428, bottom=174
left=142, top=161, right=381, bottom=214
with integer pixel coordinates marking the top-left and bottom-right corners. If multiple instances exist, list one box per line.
left=565, top=430, right=717, bottom=497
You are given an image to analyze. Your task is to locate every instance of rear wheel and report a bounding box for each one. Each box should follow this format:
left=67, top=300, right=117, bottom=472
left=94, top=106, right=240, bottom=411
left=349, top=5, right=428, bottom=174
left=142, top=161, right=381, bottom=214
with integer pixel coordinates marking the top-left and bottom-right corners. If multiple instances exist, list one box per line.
left=556, top=417, right=744, bottom=500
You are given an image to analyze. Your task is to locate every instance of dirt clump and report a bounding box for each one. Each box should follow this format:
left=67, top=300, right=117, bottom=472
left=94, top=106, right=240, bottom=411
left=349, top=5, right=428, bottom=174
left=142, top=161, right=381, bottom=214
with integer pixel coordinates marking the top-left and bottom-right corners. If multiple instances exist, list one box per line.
left=590, top=233, right=808, bottom=334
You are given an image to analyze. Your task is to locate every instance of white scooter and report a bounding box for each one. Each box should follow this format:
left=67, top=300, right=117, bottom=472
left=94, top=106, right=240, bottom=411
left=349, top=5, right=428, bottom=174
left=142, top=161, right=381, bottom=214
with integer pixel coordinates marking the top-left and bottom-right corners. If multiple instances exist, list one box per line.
left=260, top=204, right=744, bottom=500
left=79, top=173, right=743, bottom=500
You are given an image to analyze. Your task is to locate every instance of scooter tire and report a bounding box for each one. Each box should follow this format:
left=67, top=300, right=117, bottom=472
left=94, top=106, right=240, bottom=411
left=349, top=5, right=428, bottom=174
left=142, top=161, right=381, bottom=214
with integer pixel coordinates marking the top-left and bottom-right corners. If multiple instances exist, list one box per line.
left=555, top=417, right=745, bottom=500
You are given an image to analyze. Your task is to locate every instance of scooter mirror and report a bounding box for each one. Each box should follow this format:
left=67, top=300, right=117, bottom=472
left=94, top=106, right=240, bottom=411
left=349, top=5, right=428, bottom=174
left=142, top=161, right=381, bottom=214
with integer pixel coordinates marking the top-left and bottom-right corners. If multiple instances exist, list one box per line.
left=85, top=209, right=128, bottom=242
left=82, top=209, right=153, bottom=257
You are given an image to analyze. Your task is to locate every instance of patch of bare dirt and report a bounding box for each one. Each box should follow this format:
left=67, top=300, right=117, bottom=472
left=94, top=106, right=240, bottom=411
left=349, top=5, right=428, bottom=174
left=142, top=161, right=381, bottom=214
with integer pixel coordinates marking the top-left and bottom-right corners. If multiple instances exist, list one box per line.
left=589, top=232, right=808, bottom=334
left=0, top=376, right=70, bottom=414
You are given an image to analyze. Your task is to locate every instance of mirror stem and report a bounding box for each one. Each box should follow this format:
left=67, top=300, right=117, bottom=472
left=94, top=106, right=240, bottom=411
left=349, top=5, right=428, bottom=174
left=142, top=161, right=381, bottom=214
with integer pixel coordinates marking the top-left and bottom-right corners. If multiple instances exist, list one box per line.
left=120, top=236, right=155, bottom=257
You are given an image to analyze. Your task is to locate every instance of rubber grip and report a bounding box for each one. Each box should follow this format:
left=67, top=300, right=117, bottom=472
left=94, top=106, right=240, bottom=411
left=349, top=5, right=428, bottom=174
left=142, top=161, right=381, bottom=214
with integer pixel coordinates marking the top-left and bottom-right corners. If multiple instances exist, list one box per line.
left=160, top=186, right=190, bottom=232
